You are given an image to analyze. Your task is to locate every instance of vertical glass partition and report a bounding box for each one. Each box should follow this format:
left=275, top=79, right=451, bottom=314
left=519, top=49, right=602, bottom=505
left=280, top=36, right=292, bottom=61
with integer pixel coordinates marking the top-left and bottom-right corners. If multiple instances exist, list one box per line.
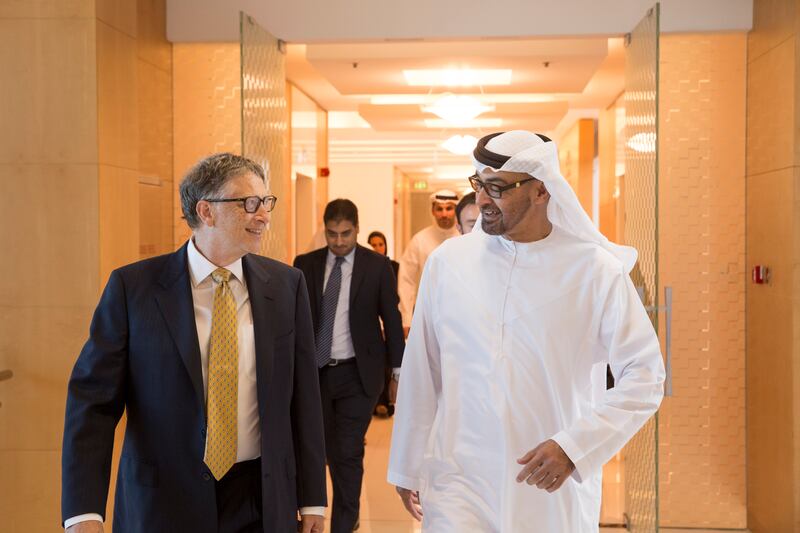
left=622, top=4, right=660, bottom=532
left=240, top=12, right=289, bottom=262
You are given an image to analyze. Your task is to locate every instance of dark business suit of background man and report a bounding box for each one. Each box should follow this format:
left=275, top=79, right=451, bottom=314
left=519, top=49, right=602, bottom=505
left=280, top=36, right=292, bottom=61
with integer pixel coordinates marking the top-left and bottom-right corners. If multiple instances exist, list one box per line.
left=293, top=199, right=405, bottom=533
left=61, top=153, right=326, bottom=533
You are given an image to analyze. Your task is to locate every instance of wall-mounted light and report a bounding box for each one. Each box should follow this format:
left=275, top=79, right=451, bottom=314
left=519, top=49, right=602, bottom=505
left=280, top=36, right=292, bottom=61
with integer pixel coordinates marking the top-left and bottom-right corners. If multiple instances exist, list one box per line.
left=441, top=135, right=478, bottom=155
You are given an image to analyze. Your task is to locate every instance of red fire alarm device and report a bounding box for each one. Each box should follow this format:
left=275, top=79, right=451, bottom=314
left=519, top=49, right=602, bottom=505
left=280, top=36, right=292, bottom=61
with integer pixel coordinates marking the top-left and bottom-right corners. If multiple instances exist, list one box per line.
left=319, top=167, right=330, bottom=178
left=752, top=265, right=770, bottom=284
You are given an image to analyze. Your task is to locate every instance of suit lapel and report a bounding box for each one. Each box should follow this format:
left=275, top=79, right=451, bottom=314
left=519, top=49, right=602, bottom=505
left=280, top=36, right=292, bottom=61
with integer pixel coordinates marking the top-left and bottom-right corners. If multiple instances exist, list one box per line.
left=312, top=249, right=326, bottom=313
left=154, top=243, right=206, bottom=417
left=243, top=255, right=274, bottom=419
left=349, top=246, right=367, bottom=306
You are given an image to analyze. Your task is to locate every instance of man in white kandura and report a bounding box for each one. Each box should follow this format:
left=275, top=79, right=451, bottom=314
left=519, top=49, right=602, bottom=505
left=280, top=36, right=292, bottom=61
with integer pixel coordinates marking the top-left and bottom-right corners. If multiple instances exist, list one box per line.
left=397, top=190, right=460, bottom=335
left=387, top=130, right=665, bottom=532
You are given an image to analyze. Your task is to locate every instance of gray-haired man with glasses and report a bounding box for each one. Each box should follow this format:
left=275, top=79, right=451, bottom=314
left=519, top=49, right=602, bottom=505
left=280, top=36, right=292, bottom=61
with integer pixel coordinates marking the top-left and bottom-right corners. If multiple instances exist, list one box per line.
left=62, top=152, right=327, bottom=533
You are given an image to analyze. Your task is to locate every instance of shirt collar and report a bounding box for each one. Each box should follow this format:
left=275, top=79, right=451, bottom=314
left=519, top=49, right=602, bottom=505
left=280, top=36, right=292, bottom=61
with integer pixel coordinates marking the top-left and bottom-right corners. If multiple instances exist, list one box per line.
left=326, top=246, right=356, bottom=266
left=187, top=238, right=245, bottom=288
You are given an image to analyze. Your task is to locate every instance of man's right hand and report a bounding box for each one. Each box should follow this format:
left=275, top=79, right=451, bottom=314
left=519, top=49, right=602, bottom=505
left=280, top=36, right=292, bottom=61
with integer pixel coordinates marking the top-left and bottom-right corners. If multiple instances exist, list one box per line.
left=66, top=522, right=104, bottom=533
left=396, top=486, right=423, bottom=522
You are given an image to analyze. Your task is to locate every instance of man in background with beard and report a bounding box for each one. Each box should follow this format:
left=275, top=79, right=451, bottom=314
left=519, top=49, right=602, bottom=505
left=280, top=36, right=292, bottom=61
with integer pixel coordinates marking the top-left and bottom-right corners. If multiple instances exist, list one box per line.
left=397, top=190, right=460, bottom=336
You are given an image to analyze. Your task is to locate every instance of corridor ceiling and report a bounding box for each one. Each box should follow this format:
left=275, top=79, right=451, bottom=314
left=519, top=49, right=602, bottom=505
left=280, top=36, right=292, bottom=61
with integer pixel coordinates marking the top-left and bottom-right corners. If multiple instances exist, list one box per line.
left=167, top=0, right=752, bottom=178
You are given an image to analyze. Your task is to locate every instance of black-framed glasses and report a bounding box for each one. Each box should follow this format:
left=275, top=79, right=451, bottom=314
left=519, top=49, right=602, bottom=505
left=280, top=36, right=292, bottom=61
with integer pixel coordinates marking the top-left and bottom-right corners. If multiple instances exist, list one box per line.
left=468, top=174, right=537, bottom=199
left=205, top=195, right=278, bottom=213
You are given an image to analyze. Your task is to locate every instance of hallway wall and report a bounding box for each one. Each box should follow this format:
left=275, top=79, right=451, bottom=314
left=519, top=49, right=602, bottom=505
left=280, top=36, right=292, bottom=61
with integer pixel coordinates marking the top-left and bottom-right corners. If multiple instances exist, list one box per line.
left=746, top=0, right=800, bottom=531
left=172, top=42, right=242, bottom=247
left=0, top=1, right=175, bottom=530
left=0, top=2, right=99, bottom=530
left=658, top=32, right=747, bottom=529
left=328, top=162, right=396, bottom=253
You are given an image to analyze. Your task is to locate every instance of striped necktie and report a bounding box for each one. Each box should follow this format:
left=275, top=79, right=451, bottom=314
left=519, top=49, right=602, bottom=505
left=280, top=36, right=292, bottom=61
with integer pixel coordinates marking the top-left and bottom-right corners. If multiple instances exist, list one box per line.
left=316, top=256, right=345, bottom=368
left=204, top=267, right=238, bottom=480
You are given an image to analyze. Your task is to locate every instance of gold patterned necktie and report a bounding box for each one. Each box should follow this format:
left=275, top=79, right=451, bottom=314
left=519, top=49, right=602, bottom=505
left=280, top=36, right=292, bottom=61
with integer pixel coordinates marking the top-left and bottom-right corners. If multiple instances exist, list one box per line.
left=204, top=267, right=238, bottom=480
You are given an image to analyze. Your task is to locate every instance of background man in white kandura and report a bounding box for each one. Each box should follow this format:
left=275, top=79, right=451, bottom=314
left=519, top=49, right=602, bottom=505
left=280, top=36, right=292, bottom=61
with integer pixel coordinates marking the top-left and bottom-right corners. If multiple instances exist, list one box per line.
left=397, top=190, right=460, bottom=336
left=388, top=131, right=665, bottom=532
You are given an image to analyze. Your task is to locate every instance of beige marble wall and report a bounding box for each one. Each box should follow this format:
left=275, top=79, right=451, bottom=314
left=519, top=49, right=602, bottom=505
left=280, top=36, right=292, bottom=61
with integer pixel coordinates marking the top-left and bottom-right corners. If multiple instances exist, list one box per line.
left=0, top=2, right=100, bottom=530
left=137, top=0, right=173, bottom=259
left=96, top=1, right=140, bottom=283
left=172, top=42, right=242, bottom=247
left=0, top=1, right=174, bottom=530
left=746, top=1, right=800, bottom=531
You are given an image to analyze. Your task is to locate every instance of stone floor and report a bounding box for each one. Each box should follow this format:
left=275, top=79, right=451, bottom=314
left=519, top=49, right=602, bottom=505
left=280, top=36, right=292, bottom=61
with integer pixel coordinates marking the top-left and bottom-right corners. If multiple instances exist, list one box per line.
left=323, top=416, right=749, bottom=533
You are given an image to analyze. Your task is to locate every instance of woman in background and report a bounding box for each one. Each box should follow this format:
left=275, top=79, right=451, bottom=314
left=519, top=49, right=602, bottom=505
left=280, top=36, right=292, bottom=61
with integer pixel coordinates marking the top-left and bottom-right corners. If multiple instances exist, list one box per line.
left=368, top=231, right=399, bottom=417
left=368, top=231, right=399, bottom=280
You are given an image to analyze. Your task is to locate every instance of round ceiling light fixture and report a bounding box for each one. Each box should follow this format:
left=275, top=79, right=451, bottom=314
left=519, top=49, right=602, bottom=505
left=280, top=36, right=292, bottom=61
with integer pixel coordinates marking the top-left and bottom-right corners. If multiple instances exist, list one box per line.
left=441, top=134, right=479, bottom=155
left=423, top=94, right=494, bottom=126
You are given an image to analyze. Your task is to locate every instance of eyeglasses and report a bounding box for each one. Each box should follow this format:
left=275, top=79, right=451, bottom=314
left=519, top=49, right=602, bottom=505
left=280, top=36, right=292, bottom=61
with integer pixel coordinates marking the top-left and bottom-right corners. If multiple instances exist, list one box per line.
left=468, top=174, right=537, bottom=199
left=204, top=195, right=278, bottom=213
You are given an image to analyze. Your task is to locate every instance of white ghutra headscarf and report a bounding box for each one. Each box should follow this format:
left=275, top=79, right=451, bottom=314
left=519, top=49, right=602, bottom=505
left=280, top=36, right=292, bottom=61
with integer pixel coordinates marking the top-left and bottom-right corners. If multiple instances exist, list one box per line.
left=471, top=130, right=637, bottom=273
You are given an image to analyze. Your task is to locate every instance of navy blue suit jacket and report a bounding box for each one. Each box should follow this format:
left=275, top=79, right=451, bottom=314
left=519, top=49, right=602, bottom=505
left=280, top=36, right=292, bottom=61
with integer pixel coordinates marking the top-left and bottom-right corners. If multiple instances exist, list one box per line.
left=62, top=243, right=327, bottom=532
left=293, top=245, right=405, bottom=397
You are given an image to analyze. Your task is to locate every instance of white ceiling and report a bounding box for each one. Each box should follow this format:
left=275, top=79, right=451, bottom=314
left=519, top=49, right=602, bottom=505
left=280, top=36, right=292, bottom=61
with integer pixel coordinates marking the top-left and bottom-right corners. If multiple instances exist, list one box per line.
left=285, top=36, right=627, bottom=173
left=167, top=0, right=752, bottom=43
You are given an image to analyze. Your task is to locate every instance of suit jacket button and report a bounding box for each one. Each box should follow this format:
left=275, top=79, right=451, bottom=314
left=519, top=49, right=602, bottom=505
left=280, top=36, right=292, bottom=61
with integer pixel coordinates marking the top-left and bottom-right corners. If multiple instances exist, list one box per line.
left=202, top=472, right=211, bottom=481
left=201, top=428, right=206, bottom=437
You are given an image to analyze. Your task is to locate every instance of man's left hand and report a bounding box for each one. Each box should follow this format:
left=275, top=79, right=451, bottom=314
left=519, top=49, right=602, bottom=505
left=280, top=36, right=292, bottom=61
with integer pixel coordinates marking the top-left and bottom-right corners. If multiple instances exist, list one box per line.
left=388, top=377, right=399, bottom=404
left=515, top=439, right=575, bottom=493
left=299, top=513, right=324, bottom=532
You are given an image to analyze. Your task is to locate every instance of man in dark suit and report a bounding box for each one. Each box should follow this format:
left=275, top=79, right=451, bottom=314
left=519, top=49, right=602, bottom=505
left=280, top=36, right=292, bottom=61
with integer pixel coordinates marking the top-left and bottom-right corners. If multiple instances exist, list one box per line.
left=62, top=153, right=327, bottom=533
left=293, top=199, right=405, bottom=533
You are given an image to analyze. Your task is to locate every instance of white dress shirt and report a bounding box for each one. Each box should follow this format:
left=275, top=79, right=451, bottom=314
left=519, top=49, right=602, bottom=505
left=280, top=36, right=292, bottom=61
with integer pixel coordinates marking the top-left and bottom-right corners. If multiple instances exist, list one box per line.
left=322, top=247, right=401, bottom=376
left=187, top=238, right=261, bottom=462
left=65, top=240, right=322, bottom=529
left=324, top=248, right=356, bottom=361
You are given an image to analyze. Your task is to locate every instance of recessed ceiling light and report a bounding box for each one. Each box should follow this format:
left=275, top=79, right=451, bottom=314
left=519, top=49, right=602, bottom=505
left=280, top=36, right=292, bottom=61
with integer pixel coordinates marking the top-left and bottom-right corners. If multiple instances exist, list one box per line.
left=403, top=69, right=512, bottom=87
left=441, top=135, right=479, bottom=155
left=424, top=118, right=503, bottom=129
left=422, top=95, right=494, bottom=126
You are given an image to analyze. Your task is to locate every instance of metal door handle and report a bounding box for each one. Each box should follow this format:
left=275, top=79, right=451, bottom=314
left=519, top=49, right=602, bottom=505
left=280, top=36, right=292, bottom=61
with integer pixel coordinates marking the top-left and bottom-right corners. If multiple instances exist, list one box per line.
left=663, top=287, right=672, bottom=397
left=636, top=287, right=673, bottom=397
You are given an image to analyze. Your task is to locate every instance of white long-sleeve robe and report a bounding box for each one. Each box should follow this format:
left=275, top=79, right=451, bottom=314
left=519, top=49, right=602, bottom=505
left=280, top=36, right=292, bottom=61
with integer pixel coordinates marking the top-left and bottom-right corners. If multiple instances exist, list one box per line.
left=388, top=225, right=665, bottom=532
left=398, top=224, right=460, bottom=327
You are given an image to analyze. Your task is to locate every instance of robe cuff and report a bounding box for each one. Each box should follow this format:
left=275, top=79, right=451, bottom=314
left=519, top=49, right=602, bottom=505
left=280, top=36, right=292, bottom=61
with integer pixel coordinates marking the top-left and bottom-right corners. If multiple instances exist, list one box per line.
left=550, top=431, right=593, bottom=483
left=387, top=470, right=423, bottom=492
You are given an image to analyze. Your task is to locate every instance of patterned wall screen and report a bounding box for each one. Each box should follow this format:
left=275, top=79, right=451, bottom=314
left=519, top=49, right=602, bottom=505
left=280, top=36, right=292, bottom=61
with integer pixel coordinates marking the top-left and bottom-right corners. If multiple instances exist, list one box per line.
left=622, top=4, right=660, bottom=532
left=657, top=34, right=747, bottom=528
left=240, top=13, right=289, bottom=262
